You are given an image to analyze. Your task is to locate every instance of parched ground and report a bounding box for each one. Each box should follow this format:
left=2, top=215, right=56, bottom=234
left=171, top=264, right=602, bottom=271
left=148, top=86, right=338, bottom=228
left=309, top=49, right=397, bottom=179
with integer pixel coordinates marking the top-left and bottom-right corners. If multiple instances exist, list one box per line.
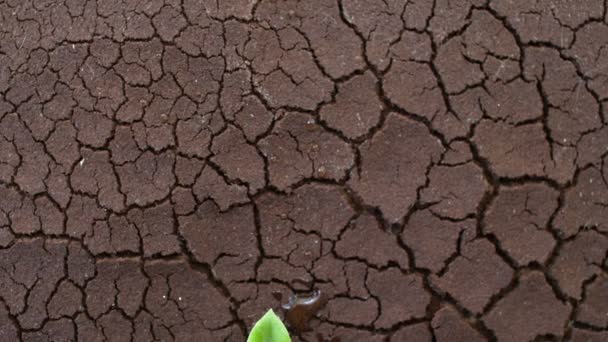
left=0, top=0, right=607, bottom=341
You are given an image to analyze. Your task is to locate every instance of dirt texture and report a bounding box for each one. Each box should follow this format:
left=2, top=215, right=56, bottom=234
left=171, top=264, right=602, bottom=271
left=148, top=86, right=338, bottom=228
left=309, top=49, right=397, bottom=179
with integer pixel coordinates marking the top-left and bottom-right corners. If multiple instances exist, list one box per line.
left=0, top=0, right=607, bottom=341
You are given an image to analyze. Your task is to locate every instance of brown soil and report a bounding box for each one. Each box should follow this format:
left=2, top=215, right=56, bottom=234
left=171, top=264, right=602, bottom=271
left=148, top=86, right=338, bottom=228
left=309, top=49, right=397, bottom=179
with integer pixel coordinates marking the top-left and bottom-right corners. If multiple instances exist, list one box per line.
left=0, top=0, right=607, bottom=341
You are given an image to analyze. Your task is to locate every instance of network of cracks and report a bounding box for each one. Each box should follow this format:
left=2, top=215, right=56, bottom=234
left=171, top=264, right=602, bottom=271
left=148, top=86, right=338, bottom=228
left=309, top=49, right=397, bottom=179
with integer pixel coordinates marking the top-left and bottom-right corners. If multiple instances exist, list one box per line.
left=0, top=0, right=607, bottom=341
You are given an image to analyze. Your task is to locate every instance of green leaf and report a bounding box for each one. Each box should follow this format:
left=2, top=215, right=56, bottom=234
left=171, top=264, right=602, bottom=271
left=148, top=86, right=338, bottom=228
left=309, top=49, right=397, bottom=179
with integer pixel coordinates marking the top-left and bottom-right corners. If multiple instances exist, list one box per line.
left=247, top=309, right=291, bottom=342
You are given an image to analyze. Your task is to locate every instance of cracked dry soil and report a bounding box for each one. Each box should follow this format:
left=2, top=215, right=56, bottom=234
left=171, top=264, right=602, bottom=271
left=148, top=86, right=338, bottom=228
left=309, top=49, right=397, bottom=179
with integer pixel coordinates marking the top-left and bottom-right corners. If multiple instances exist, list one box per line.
left=0, top=0, right=607, bottom=341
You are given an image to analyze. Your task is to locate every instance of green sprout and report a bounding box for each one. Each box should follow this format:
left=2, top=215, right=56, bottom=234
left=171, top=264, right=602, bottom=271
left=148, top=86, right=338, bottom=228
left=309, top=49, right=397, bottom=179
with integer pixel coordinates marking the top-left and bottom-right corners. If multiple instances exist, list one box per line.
left=247, top=309, right=291, bottom=342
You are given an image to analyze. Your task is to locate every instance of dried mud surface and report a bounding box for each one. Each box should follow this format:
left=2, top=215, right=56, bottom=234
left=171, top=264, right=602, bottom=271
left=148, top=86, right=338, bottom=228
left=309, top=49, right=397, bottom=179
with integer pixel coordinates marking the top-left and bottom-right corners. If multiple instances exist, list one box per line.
left=0, top=0, right=607, bottom=341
